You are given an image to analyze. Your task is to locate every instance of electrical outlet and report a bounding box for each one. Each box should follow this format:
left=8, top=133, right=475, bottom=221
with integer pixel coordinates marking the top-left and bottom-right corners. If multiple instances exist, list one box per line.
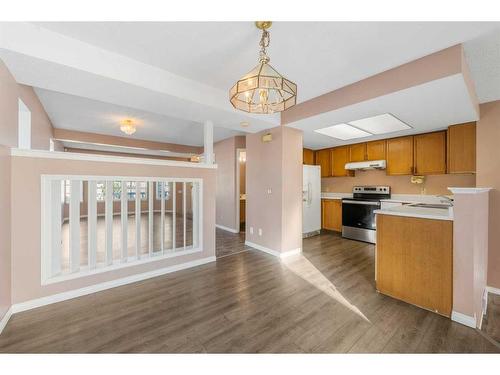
left=258, top=228, right=262, bottom=236
left=267, top=188, right=272, bottom=194
left=250, top=227, right=254, bottom=235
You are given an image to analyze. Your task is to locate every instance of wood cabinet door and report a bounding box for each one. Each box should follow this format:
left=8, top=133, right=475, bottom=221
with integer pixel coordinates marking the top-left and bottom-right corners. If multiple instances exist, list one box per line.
left=321, top=199, right=342, bottom=232
left=376, top=214, right=452, bottom=317
left=303, top=148, right=315, bottom=165
left=315, top=149, right=331, bottom=177
left=414, top=131, right=447, bottom=175
left=447, top=122, right=476, bottom=174
left=349, top=143, right=366, bottom=162
left=331, top=146, right=354, bottom=177
left=386, top=136, right=414, bottom=175
left=366, top=140, right=386, bottom=161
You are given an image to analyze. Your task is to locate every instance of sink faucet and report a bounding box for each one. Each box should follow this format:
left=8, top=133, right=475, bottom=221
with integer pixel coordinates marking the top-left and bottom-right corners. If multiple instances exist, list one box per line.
left=436, top=195, right=454, bottom=206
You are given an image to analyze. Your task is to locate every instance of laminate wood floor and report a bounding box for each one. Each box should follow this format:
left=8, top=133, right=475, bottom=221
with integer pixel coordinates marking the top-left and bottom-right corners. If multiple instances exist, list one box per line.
left=0, top=231, right=498, bottom=353
left=482, top=294, right=500, bottom=344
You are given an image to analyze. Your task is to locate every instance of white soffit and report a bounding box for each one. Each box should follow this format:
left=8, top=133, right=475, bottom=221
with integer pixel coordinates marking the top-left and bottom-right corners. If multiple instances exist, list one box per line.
left=348, top=113, right=412, bottom=134
left=293, top=74, right=478, bottom=150
left=314, top=123, right=372, bottom=140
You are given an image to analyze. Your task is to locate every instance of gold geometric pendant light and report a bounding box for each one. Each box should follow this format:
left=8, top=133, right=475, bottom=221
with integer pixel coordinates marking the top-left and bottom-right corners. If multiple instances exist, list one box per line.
left=229, top=21, right=297, bottom=114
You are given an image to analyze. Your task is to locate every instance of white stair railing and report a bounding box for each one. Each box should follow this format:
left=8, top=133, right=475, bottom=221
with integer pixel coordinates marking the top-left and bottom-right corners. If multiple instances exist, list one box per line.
left=41, top=176, right=202, bottom=284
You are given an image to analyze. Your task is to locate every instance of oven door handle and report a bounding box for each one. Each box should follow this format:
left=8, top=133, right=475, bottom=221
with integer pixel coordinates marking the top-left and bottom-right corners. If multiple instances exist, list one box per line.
left=342, top=200, right=380, bottom=206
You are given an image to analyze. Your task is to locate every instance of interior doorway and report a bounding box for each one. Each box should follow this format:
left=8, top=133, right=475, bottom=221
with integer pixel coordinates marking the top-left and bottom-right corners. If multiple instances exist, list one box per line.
left=236, top=148, right=246, bottom=233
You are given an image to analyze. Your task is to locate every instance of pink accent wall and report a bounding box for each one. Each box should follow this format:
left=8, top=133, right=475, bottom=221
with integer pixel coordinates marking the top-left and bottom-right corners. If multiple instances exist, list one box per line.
left=214, top=136, right=245, bottom=231
left=281, top=44, right=467, bottom=125
left=451, top=189, right=490, bottom=327
left=476, top=100, right=500, bottom=289
left=54, top=129, right=203, bottom=155
left=0, top=146, right=11, bottom=322
left=10, top=155, right=216, bottom=304
left=322, top=170, right=476, bottom=195
left=246, top=126, right=302, bottom=253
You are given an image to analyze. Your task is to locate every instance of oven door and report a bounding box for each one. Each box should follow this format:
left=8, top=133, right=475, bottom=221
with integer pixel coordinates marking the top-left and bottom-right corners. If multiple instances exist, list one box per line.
left=342, top=200, right=380, bottom=230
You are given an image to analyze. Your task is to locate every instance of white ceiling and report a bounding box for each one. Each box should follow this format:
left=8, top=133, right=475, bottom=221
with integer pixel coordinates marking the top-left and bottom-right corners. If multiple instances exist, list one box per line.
left=36, top=88, right=243, bottom=146
left=0, top=22, right=499, bottom=149
left=291, top=74, right=478, bottom=149
left=464, top=29, right=500, bottom=103
left=34, top=22, right=500, bottom=102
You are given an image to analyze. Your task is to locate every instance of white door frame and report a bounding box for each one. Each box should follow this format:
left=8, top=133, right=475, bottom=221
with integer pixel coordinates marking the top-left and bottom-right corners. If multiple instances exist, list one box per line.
left=235, top=148, right=246, bottom=233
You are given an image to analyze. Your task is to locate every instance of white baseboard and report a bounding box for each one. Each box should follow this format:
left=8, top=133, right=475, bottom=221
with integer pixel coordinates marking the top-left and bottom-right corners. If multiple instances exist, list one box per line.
left=216, top=224, right=239, bottom=234
left=0, top=307, right=13, bottom=335
left=451, top=311, right=477, bottom=328
left=245, top=241, right=302, bottom=259
left=11, top=256, right=216, bottom=315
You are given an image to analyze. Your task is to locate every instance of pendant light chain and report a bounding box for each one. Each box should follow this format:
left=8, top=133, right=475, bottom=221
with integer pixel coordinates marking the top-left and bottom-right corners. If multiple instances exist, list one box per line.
left=259, top=29, right=270, bottom=63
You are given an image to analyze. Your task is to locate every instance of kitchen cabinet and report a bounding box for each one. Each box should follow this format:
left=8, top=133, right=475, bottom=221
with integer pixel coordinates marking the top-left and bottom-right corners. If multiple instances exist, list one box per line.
left=366, top=140, right=386, bottom=160
left=414, top=131, right=447, bottom=175
left=331, top=146, right=354, bottom=177
left=376, top=214, right=452, bottom=317
left=349, top=143, right=366, bottom=162
left=386, top=136, right=414, bottom=175
left=315, top=149, right=331, bottom=177
left=447, top=122, right=476, bottom=174
left=303, top=148, right=315, bottom=165
left=321, top=199, right=342, bottom=232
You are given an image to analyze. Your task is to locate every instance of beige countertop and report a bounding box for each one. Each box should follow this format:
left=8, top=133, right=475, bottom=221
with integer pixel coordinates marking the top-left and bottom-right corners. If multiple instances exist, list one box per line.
left=374, top=205, right=453, bottom=221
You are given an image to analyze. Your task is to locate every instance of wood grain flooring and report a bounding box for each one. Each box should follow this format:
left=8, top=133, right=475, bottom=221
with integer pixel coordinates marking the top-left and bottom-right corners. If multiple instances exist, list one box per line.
left=0, top=231, right=498, bottom=353
left=482, top=293, right=500, bottom=345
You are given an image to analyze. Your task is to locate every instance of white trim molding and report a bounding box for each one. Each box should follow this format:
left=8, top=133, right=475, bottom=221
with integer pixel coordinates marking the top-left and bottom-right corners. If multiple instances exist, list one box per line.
left=245, top=241, right=302, bottom=259
left=448, top=187, right=493, bottom=194
left=216, top=224, right=239, bottom=234
left=451, top=311, right=477, bottom=329
left=11, top=148, right=217, bottom=169
left=487, top=285, right=500, bottom=296
left=0, top=307, right=13, bottom=335
left=11, top=256, right=216, bottom=315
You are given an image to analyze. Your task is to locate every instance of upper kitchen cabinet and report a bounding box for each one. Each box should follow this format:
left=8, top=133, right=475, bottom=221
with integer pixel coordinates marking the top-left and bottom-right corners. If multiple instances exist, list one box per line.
left=366, top=140, right=386, bottom=161
left=315, top=149, right=331, bottom=177
left=349, top=143, right=367, bottom=162
left=414, top=131, right=447, bottom=175
left=386, top=136, right=414, bottom=175
left=447, top=122, right=476, bottom=174
left=303, top=148, right=315, bottom=165
left=331, top=146, right=354, bottom=177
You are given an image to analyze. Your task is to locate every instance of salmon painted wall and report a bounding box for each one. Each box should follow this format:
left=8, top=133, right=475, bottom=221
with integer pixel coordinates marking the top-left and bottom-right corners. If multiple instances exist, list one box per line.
left=246, top=126, right=302, bottom=253
left=322, top=170, right=476, bottom=195
left=214, top=136, right=245, bottom=231
left=10, top=155, right=216, bottom=304
left=476, top=100, right=500, bottom=289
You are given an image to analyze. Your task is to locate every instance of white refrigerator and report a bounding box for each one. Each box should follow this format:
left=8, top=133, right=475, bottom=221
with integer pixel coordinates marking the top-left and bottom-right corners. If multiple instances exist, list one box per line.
left=302, top=165, right=321, bottom=237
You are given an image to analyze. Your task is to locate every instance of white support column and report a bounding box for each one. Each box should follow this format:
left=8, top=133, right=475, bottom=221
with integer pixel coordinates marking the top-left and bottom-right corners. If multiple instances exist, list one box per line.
left=160, top=182, right=165, bottom=254
left=148, top=181, right=154, bottom=256
left=203, top=120, right=214, bottom=164
left=121, top=181, right=128, bottom=262
left=192, top=182, right=199, bottom=249
left=172, top=182, right=176, bottom=252
left=88, top=180, right=97, bottom=269
left=69, top=180, right=81, bottom=273
left=183, top=182, right=187, bottom=249
left=105, top=180, right=113, bottom=266
left=49, top=180, right=62, bottom=277
left=135, top=182, right=141, bottom=259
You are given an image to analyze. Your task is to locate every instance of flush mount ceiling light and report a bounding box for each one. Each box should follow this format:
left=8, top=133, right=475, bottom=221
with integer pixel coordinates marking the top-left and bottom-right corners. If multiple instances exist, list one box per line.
left=314, top=123, right=372, bottom=140
left=229, top=21, right=297, bottom=114
left=348, top=113, right=411, bottom=134
left=120, top=119, right=136, bottom=135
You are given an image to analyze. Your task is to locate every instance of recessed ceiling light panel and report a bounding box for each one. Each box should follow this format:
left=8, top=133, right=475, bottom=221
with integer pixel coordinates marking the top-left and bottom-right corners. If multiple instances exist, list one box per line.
left=348, top=113, right=411, bottom=134
left=314, top=123, right=372, bottom=140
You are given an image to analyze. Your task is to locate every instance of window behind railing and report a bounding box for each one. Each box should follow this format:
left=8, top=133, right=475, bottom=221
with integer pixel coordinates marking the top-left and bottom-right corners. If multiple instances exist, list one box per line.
left=41, top=176, right=202, bottom=284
